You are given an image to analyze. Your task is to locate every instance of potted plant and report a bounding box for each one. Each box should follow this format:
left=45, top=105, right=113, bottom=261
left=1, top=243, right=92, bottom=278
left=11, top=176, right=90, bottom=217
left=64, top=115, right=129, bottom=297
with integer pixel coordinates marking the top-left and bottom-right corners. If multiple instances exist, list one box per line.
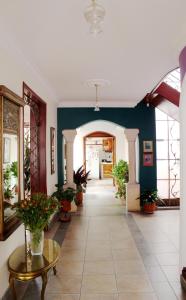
left=52, top=184, right=76, bottom=221
left=112, top=160, right=128, bottom=200
left=73, top=166, right=90, bottom=206
left=137, top=190, right=160, bottom=213
left=10, top=161, right=18, bottom=193
left=12, top=193, right=58, bottom=255
left=3, top=165, right=14, bottom=202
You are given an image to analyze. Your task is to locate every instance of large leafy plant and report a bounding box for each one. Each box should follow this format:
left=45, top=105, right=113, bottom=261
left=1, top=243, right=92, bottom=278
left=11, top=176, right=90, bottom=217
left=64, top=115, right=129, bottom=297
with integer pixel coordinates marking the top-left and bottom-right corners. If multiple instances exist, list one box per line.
left=12, top=193, right=59, bottom=232
left=112, top=160, right=128, bottom=198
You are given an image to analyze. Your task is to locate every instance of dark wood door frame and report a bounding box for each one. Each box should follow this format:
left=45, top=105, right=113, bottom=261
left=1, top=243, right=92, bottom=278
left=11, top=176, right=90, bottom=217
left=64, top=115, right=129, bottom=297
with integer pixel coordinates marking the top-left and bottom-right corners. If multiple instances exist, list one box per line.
left=23, top=82, right=47, bottom=194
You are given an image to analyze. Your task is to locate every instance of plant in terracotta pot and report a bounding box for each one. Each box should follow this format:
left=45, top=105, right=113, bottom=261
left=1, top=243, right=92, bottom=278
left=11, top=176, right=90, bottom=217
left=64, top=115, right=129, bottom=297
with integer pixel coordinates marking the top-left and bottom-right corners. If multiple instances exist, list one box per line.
left=73, top=166, right=90, bottom=206
left=137, top=190, right=160, bottom=213
left=12, top=193, right=58, bottom=255
left=52, top=184, right=76, bottom=221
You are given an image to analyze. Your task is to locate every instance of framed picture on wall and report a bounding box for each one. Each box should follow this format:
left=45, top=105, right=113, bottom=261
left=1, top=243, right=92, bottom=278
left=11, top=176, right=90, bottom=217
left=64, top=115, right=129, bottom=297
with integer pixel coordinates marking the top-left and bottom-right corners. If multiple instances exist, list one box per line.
left=50, top=127, right=55, bottom=174
left=143, top=153, right=153, bottom=167
left=143, top=140, right=153, bottom=153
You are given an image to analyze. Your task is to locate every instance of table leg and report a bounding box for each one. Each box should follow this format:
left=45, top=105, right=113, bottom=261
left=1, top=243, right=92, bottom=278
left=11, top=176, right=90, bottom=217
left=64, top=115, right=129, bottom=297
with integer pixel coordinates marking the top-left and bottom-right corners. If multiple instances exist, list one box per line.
left=9, top=274, right=17, bottom=300
left=53, top=265, right=57, bottom=275
left=41, top=271, right=48, bottom=300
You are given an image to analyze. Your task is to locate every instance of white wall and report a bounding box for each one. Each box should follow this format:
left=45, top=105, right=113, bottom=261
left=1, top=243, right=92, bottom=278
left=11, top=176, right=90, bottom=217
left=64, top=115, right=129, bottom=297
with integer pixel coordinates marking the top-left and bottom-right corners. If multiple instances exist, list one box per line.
left=74, top=120, right=128, bottom=171
left=0, top=33, right=58, bottom=297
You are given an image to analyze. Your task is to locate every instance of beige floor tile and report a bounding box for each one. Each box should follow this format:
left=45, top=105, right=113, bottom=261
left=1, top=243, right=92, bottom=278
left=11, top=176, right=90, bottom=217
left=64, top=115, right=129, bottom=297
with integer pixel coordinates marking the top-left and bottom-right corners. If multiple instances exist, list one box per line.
left=114, top=260, right=147, bottom=275
left=84, top=261, right=115, bottom=275
left=65, top=231, right=87, bottom=240
left=57, top=260, right=84, bottom=275
left=46, top=294, right=80, bottom=300
left=60, top=249, right=85, bottom=262
left=110, top=231, right=131, bottom=241
left=86, top=240, right=110, bottom=248
left=145, top=266, right=167, bottom=282
left=118, top=292, right=158, bottom=300
left=88, top=228, right=110, bottom=234
left=85, top=247, right=112, bottom=261
left=46, top=275, right=82, bottom=293
left=112, top=248, right=141, bottom=261
left=80, top=295, right=118, bottom=300
left=148, top=242, right=177, bottom=254
left=110, top=238, right=136, bottom=250
left=62, top=239, right=86, bottom=249
left=43, top=186, right=184, bottom=300
left=161, top=265, right=180, bottom=282
left=151, top=282, right=178, bottom=300
left=81, top=274, right=117, bottom=294
left=116, top=274, right=153, bottom=293
left=169, top=281, right=186, bottom=300
left=155, top=253, right=179, bottom=266
left=87, top=232, right=110, bottom=241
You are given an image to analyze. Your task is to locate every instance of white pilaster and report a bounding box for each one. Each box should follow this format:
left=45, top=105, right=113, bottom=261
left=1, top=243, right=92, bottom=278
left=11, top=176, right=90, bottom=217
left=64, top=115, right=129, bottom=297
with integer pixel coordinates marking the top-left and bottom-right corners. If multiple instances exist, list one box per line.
left=62, top=129, right=76, bottom=188
left=124, top=128, right=140, bottom=211
left=62, top=129, right=77, bottom=212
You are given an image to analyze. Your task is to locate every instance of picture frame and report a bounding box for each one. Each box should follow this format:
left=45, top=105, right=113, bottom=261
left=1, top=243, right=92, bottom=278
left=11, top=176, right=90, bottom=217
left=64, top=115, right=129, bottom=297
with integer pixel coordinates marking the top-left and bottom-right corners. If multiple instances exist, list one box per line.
left=143, top=153, right=153, bottom=167
left=3, top=137, right=11, bottom=163
left=50, top=127, right=55, bottom=174
left=143, top=140, right=153, bottom=153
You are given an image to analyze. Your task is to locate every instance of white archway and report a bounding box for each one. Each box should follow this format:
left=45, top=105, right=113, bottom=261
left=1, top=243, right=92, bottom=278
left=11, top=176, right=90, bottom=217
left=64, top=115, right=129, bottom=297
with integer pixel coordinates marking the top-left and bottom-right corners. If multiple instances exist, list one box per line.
left=74, top=120, right=129, bottom=171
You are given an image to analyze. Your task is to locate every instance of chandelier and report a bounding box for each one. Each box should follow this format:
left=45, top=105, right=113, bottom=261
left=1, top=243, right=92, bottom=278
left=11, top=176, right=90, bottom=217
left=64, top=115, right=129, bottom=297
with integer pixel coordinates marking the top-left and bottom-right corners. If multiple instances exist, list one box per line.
left=94, top=84, right=100, bottom=111
left=84, top=0, right=106, bottom=35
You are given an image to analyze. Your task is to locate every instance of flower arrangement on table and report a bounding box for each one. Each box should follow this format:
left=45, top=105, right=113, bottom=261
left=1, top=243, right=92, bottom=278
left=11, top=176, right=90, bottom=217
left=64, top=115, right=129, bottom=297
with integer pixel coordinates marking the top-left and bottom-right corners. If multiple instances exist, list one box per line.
left=12, top=193, right=59, bottom=255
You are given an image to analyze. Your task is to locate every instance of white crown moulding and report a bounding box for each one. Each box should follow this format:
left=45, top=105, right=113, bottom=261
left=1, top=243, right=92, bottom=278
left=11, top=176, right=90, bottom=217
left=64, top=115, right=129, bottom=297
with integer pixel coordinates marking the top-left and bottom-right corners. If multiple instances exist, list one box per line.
left=58, top=100, right=137, bottom=108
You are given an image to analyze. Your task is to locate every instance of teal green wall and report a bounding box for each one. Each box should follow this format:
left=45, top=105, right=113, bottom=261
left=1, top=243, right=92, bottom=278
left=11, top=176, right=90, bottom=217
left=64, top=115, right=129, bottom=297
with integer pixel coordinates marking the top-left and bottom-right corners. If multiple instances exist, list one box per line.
left=57, top=102, right=157, bottom=191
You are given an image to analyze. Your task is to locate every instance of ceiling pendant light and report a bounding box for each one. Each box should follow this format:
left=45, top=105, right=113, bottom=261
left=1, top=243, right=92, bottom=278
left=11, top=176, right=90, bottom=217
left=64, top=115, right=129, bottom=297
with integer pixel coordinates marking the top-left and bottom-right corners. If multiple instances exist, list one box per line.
left=84, top=0, right=106, bottom=35
left=94, top=84, right=100, bottom=111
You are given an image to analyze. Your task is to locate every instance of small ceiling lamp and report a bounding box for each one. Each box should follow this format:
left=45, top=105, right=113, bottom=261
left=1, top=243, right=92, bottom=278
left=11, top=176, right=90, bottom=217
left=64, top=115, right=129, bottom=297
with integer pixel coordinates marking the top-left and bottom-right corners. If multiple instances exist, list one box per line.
left=84, top=0, right=106, bottom=35
left=94, top=84, right=100, bottom=111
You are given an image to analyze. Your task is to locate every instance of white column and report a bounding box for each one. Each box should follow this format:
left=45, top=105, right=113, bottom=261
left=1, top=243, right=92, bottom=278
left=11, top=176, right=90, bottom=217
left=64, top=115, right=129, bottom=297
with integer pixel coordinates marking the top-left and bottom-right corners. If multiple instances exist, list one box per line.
left=62, top=129, right=76, bottom=188
left=124, top=129, right=140, bottom=211
left=62, top=129, right=77, bottom=212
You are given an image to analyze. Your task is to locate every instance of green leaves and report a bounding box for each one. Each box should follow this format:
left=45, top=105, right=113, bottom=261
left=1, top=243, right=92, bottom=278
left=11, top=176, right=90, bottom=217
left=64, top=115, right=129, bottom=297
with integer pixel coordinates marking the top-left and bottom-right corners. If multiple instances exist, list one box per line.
left=52, top=185, right=76, bottom=203
left=112, top=160, right=129, bottom=199
left=137, top=190, right=160, bottom=207
left=12, top=193, right=59, bottom=232
left=73, top=166, right=90, bottom=186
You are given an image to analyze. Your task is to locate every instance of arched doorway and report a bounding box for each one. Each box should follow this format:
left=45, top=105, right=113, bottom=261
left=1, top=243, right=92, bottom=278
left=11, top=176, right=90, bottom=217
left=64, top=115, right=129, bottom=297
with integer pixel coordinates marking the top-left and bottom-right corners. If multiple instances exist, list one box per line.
left=73, top=120, right=129, bottom=177
left=84, top=131, right=116, bottom=180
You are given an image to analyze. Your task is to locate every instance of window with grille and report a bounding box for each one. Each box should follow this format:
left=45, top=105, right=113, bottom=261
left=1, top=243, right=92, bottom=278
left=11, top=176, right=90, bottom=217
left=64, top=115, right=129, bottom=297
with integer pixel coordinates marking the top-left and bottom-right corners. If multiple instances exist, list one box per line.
left=156, top=108, right=180, bottom=205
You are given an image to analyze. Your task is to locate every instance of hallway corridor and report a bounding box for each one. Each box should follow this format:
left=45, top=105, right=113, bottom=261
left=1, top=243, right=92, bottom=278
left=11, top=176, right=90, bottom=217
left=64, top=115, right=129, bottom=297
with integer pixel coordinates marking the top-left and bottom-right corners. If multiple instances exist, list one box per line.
left=5, top=180, right=186, bottom=300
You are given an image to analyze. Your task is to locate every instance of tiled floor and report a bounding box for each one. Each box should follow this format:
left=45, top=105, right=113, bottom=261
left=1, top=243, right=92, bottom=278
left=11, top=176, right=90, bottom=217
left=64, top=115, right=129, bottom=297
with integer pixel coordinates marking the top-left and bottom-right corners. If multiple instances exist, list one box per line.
left=5, top=180, right=186, bottom=300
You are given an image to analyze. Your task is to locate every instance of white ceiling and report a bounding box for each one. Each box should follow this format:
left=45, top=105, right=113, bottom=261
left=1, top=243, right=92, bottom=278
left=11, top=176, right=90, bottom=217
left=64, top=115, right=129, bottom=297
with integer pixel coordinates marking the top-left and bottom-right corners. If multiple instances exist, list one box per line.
left=0, top=0, right=186, bottom=107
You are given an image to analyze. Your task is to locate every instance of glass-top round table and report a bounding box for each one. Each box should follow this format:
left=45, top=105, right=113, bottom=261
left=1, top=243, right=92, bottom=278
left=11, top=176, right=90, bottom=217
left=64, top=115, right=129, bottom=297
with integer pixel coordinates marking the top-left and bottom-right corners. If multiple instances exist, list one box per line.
left=8, top=239, right=60, bottom=300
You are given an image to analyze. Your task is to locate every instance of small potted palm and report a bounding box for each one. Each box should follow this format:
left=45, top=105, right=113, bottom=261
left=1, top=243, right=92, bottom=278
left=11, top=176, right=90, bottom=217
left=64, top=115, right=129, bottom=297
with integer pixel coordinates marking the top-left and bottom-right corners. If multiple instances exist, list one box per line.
left=52, top=184, right=76, bottom=221
left=73, top=166, right=90, bottom=206
left=137, top=190, right=159, bottom=213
